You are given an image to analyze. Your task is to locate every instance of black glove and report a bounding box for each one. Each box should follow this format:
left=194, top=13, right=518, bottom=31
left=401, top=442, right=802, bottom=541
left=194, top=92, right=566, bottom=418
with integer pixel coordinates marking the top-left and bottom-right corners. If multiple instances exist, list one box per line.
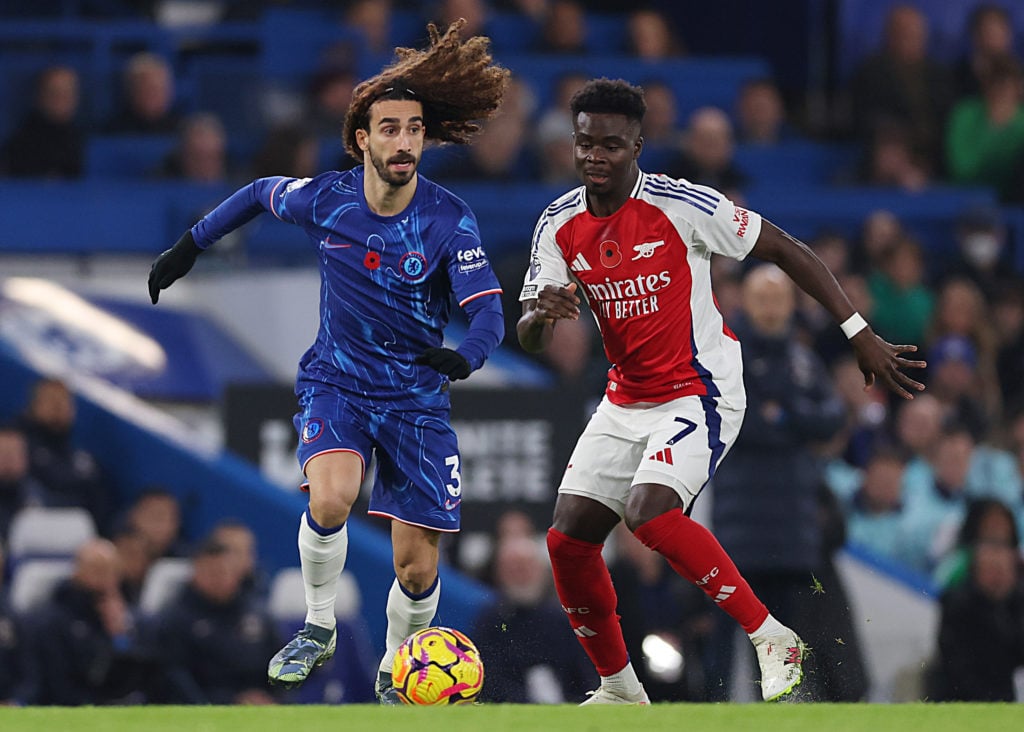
left=415, top=347, right=472, bottom=380
left=148, top=230, right=203, bottom=304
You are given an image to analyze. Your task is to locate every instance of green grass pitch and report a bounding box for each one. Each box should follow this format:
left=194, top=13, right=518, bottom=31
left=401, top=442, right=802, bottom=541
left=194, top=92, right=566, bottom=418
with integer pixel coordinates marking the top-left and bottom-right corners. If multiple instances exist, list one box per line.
left=0, top=703, right=1018, bottom=732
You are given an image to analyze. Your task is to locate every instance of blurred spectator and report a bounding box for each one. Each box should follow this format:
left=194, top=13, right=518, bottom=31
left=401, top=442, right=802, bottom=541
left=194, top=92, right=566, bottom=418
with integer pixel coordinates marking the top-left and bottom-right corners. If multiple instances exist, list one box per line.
left=429, top=0, right=488, bottom=39
left=536, top=110, right=576, bottom=184
left=902, top=421, right=1023, bottom=575
left=667, top=106, right=747, bottom=200
left=160, top=113, right=228, bottom=183
left=26, top=538, right=151, bottom=705
left=893, top=393, right=947, bottom=464
left=848, top=4, right=955, bottom=172
left=112, top=525, right=154, bottom=609
left=106, top=52, right=181, bottom=135
left=829, top=355, right=889, bottom=468
left=16, top=378, right=110, bottom=532
left=306, top=66, right=357, bottom=139
left=927, top=278, right=1001, bottom=435
left=0, top=424, right=44, bottom=542
left=710, top=256, right=744, bottom=326
left=123, top=488, right=188, bottom=559
left=0, top=544, right=30, bottom=705
left=535, top=0, right=586, bottom=54
left=946, top=204, right=1017, bottom=294
left=252, top=125, right=320, bottom=180
left=534, top=71, right=586, bottom=184
left=149, top=539, right=280, bottom=705
left=993, top=286, right=1024, bottom=410
left=931, top=539, right=1024, bottom=701
left=344, top=0, right=393, bottom=55
left=639, top=80, right=680, bottom=167
left=858, top=120, right=932, bottom=190
left=472, top=534, right=596, bottom=702
left=954, top=4, right=1018, bottom=98
left=925, top=335, right=990, bottom=441
left=797, top=232, right=864, bottom=366
left=0, top=65, right=84, bottom=178
left=828, top=446, right=913, bottom=564
left=735, top=77, right=794, bottom=146
left=626, top=8, right=685, bottom=60
left=428, top=75, right=537, bottom=182
left=707, top=264, right=849, bottom=700
left=945, top=53, right=1024, bottom=202
left=933, top=498, right=1021, bottom=592
left=866, top=234, right=934, bottom=347
left=608, top=524, right=711, bottom=702
left=209, top=518, right=268, bottom=601
left=851, top=209, right=904, bottom=276
left=495, top=0, right=547, bottom=23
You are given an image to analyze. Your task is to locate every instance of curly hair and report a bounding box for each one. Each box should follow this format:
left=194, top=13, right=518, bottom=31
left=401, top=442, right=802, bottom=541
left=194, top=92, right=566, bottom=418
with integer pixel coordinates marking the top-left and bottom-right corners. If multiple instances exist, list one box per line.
left=570, top=78, right=646, bottom=123
left=343, top=19, right=510, bottom=161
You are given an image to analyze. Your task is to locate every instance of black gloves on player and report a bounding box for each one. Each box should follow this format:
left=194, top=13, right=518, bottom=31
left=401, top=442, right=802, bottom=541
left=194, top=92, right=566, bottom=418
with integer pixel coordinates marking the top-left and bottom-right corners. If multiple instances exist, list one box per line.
left=148, top=230, right=203, bottom=304
left=415, top=347, right=472, bottom=380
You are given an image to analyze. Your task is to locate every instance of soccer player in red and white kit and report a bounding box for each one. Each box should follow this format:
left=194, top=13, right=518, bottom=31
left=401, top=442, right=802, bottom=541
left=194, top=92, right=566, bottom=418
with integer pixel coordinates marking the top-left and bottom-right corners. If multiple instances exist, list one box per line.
left=518, top=79, right=926, bottom=704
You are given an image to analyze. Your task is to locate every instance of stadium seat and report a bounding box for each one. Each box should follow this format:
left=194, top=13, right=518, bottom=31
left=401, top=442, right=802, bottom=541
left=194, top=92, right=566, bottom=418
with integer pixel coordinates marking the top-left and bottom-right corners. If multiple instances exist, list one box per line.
left=9, top=558, right=74, bottom=613
left=6, top=506, right=96, bottom=562
left=85, top=135, right=177, bottom=178
left=269, top=566, right=361, bottom=622
left=138, top=556, right=193, bottom=615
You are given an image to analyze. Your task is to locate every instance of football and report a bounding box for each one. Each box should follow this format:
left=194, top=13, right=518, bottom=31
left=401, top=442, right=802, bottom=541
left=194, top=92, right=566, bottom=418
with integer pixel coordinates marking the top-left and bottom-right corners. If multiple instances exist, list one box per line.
left=391, top=626, right=484, bottom=705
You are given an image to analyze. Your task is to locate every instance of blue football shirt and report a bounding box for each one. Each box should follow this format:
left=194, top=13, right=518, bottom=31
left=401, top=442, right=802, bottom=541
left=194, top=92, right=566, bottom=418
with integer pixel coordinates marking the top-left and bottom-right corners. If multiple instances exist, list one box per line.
left=191, top=166, right=503, bottom=409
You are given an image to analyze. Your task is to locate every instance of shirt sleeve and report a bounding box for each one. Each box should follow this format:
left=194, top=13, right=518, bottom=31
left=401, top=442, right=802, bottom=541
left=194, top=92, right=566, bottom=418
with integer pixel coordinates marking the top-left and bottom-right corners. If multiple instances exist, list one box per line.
left=519, top=211, right=570, bottom=301
left=681, top=182, right=763, bottom=261
left=190, top=176, right=312, bottom=248
left=445, top=207, right=503, bottom=308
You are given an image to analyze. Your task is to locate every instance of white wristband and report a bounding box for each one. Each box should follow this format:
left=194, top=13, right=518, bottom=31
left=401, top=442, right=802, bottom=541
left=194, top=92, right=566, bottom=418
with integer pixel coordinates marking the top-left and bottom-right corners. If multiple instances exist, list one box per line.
left=840, top=312, right=868, bottom=339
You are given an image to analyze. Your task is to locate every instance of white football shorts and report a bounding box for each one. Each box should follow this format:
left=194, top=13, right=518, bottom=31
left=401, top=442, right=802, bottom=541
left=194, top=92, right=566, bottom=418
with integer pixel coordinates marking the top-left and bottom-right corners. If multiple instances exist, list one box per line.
left=558, top=394, right=745, bottom=517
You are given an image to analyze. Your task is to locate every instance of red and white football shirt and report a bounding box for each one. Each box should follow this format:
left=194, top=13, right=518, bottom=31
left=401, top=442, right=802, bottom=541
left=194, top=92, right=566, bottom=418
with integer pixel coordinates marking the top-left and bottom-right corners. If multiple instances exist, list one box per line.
left=520, top=170, right=762, bottom=409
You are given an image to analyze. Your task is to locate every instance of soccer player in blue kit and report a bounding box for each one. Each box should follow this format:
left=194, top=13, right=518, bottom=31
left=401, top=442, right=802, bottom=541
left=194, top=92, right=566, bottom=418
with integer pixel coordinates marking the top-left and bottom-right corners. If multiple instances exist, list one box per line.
left=148, top=21, right=509, bottom=703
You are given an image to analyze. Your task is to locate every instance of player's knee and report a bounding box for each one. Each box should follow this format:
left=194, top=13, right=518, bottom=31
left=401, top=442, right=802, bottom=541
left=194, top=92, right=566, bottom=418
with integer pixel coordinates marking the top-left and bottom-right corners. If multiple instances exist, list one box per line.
left=307, top=492, right=352, bottom=528
left=394, top=560, right=437, bottom=595
left=624, top=483, right=684, bottom=532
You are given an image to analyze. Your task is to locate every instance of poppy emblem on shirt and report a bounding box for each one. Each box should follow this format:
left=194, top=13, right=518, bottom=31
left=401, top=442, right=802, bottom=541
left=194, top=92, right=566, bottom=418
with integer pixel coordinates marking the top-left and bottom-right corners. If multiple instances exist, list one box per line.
left=301, top=418, right=324, bottom=444
left=399, top=251, right=428, bottom=280
left=600, top=240, right=622, bottom=268
left=364, top=252, right=381, bottom=270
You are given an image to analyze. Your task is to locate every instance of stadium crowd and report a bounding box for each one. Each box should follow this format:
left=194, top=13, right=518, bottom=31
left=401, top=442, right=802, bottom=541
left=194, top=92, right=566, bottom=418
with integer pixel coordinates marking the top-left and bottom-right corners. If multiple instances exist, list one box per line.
left=1, top=0, right=1023, bottom=705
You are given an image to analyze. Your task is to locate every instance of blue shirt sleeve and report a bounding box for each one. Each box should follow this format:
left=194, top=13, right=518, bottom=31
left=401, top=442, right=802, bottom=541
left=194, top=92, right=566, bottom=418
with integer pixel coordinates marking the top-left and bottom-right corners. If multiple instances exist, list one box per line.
left=457, top=294, right=504, bottom=371
left=190, top=176, right=305, bottom=248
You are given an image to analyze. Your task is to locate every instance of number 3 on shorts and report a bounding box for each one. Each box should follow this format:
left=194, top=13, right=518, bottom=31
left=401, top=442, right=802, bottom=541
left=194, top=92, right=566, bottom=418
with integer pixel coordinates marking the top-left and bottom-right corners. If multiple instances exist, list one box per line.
left=666, top=417, right=697, bottom=445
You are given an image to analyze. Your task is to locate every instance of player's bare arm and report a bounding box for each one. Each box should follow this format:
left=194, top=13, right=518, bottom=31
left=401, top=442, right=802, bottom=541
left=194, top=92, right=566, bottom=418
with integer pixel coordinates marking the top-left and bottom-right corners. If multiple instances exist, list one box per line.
left=750, top=219, right=927, bottom=399
left=517, top=283, right=580, bottom=353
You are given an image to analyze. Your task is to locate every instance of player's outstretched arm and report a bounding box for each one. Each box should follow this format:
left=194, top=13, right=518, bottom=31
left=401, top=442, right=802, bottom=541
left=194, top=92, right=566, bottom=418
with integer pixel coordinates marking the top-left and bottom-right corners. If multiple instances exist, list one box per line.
left=517, top=283, right=579, bottom=353
left=750, top=220, right=927, bottom=400
left=148, top=230, right=202, bottom=304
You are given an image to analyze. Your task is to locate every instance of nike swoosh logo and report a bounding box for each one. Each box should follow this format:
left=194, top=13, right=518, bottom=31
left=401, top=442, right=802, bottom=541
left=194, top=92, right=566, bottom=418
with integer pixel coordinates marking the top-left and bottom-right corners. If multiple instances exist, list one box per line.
left=323, top=236, right=351, bottom=248
left=444, top=499, right=461, bottom=511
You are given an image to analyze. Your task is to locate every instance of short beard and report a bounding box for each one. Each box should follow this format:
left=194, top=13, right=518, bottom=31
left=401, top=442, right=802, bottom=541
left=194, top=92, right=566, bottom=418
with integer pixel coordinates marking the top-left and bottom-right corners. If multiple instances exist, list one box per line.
left=368, top=148, right=417, bottom=188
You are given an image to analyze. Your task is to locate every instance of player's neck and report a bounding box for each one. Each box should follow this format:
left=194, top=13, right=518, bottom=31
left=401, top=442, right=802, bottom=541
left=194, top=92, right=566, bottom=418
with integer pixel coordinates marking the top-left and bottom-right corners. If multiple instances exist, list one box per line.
left=364, top=170, right=418, bottom=216
left=586, top=167, right=638, bottom=218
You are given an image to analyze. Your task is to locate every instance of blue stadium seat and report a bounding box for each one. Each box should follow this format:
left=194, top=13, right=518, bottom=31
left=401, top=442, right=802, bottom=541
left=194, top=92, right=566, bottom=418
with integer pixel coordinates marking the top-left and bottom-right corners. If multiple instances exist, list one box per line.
left=85, top=134, right=177, bottom=178
left=733, top=141, right=860, bottom=188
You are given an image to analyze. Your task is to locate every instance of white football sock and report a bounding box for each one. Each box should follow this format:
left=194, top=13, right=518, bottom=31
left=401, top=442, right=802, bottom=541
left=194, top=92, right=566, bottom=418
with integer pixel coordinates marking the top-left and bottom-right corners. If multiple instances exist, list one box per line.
left=748, top=612, right=787, bottom=642
left=298, top=509, right=348, bottom=631
left=601, top=661, right=644, bottom=696
left=378, top=576, right=440, bottom=674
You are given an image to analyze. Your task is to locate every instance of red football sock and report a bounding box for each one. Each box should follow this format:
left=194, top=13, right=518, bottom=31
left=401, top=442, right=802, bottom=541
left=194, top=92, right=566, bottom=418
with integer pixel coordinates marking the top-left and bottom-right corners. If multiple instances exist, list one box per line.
left=633, top=508, right=769, bottom=633
left=546, top=528, right=628, bottom=676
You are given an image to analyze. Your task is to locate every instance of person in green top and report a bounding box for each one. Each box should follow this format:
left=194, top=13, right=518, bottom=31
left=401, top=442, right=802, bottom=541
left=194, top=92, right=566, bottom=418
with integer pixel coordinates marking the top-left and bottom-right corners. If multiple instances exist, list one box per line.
left=946, top=52, right=1024, bottom=201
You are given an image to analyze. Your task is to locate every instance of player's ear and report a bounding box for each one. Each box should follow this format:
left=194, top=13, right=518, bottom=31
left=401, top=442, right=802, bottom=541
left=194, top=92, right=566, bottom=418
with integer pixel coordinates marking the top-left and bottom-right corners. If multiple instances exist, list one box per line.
left=634, top=134, right=644, bottom=159
left=355, top=127, right=369, bottom=152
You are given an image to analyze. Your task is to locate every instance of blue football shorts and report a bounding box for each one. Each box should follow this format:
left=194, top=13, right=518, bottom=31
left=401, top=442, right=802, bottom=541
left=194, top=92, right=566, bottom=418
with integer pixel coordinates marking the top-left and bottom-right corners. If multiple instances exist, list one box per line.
left=293, top=388, right=463, bottom=532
